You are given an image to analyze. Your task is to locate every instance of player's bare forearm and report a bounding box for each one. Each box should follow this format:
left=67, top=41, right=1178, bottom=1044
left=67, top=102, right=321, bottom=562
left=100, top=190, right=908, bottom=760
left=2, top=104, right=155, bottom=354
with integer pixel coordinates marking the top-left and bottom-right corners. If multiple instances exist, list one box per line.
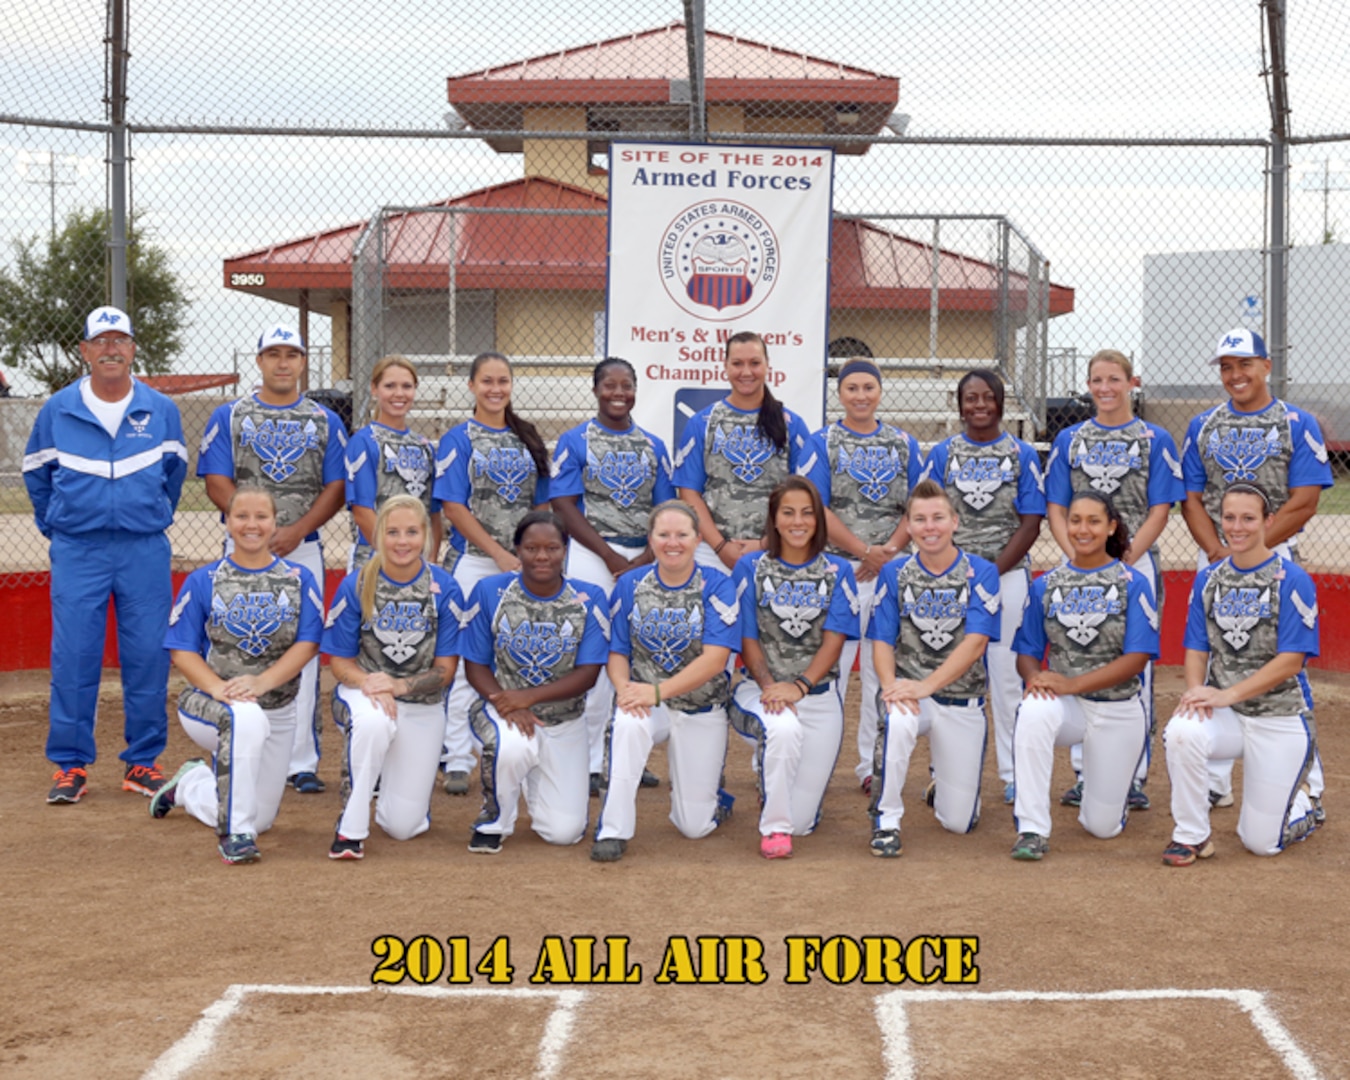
left=1206, top=652, right=1307, bottom=709
left=606, top=653, right=632, bottom=691
left=464, top=660, right=505, bottom=701
left=396, top=657, right=457, bottom=699
left=996, top=515, right=1042, bottom=575
left=1125, top=503, right=1171, bottom=561
left=527, top=663, right=602, bottom=708
left=741, top=639, right=774, bottom=688
left=655, top=646, right=732, bottom=700
left=1183, top=649, right=1209, bottom=691
left=677, top=487, right=723, bottom=548
left=872, top=640, right=896, bottom=690
left=170, top=650, right=228, bottom=697
left=351, top=505, right=378, bottom=546
left=1062, top=652, right=1150, bottom=698
left=1015, top=652, right=1043, bottom=685
left=1265, top=487, right=1321, bottom=548
left=918, top=634, right=990, bottom=697
left=824, top=509, right=867, bottom=559
left=255, top=640, right=319, bottom=695
left=1182, top=493, right=1225, bottom=559
left=328, top=654, right=372, bottom=691
left=444, top=503, right=511, bottom=563
left=291, top=480, right=347, bottom=538
left=552, top=495, right=627, bottom=573
left=884, top=518, right=911, bottom=553
left=430, top=513, right=444, bottom=560
left=1046, top=504, right=1073, bottom=559
left=801, top=630, right=846, bottom=687
left=203, top=474, right=236, bottom=514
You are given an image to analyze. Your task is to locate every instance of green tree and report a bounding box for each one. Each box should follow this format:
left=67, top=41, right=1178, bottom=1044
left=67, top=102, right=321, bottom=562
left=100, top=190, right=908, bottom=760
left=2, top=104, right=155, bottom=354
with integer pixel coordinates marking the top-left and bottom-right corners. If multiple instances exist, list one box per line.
left=0, top=207, right=189, bottom=392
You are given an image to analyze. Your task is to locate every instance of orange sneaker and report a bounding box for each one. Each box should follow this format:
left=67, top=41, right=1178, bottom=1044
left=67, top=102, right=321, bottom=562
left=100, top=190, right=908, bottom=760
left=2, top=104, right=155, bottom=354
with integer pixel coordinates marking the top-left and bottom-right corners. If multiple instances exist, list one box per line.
left=47, top=767, right=88, bottom=804
left=123, top=763, right=166, bottom=796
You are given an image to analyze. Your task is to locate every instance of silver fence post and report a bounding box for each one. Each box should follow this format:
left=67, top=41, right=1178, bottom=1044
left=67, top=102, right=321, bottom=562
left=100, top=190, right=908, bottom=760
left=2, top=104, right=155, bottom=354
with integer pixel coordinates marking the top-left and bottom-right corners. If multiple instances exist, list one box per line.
left=1266, top=0, right=1291, bottom=400
left=107, top=0, right=130, bottom=309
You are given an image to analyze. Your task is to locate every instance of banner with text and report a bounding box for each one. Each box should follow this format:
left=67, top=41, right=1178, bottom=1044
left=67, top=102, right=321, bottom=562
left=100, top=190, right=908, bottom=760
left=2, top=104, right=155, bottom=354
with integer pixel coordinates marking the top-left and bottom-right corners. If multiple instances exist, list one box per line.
left=605, top=142, right=835, bottom=448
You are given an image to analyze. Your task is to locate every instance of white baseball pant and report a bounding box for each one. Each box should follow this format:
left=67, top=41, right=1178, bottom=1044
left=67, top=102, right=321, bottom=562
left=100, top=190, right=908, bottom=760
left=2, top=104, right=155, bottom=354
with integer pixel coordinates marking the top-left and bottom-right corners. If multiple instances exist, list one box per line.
left=333, top=685, right=446, bottom=842
left=1013, top=693, right=1147, bottom=839
left=873, top=696, right=985, bottom=834
left=441, top=551, right=499, bottom=773
left=1164, top=705, right=1318, bottom=855
left=731, top=679, right=843, bottom=836
left=176, top=696, right=297, bottom=838
left=838, top=572, right=881, bottom=784
left=596, top=703, right=729, bottom=841
left=988, top=565, right=1029, bottom=786
left=471, top=702, right=589, bottom=845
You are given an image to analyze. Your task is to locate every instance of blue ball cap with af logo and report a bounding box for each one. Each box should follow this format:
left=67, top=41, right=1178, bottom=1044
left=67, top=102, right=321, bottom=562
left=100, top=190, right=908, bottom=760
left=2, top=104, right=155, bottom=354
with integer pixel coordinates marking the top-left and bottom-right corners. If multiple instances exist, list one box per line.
left=256, top=324, right=306, bottom=354
left=83, top=305, right=134, bottom=340
left=1210, top=327, right=1267, bottom=365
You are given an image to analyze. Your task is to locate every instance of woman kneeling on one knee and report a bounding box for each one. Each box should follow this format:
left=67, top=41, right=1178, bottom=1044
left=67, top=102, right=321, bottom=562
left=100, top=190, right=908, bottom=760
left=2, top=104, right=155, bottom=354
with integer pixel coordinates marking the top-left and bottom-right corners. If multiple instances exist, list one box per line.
left=1161, top=482, right=1322, bottom=867
left=591, top=500, right=741, bottom=862
left=323, top=495, right=464, bottom=860
left=731, top=476, right=859, bottom=859
left=461, top=511, right=609, bottom=855
left=1008, top=492, right=1159, bottom=861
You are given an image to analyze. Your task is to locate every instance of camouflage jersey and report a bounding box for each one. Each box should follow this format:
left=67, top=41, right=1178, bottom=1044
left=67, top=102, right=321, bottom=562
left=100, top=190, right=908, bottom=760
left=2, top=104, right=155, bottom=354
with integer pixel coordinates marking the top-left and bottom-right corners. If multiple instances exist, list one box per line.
left=433, top=420, right=549, bottom=563
left=549, top=420, right=674, bottom=540
left=673, top=399, right=813, bottom=541
left=805, top=421, right=923, bottom=554
left=197, top=395, right=347, bottom=533
left=609, top=563, right=742, bottom=714
left=1045, top=417, right=1185, bottom=541
left=735, top=550, right=860, bottom=683
left=867, top=550, right=1002, bottom=701
left=1184, top=554, right=1319, bottom=718
left=321, top=561, right=465, bottom=705
left=1012, top=560, right=1160, bottom=702
left=1182, top=399, right=1333, bottom=546
left=163, top=556, right=326, bottom=709
left=460, top=573, right=610, bottom=725
left=922, top=432, right=1047, bottom=563
left=345, top=422, right=440, bottom=568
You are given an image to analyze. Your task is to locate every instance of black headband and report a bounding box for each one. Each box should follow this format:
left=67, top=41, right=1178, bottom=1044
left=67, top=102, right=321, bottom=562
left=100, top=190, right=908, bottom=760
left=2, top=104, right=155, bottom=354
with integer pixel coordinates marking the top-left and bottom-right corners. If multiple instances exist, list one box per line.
left=1224, top=482, right=1272, bottom=514
left=838, top=359, right=882, bottom=384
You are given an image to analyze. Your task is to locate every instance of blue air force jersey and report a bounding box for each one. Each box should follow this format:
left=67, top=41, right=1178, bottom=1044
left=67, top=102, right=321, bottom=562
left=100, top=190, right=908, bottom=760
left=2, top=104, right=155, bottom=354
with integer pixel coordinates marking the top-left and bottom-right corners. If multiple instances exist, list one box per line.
left=321, top=561, right=464, bottom=704
left=805, top=421, right=924, bottom=552
left=672, top=399, right=814, bottom=540
left=922, top=432, right=1046, bottom=563
left=1184, top=554, right=1319, bottom=718
left=868, top=550, right=1002, bottom=701
left=460, top=573, right=608, bottom=725
left=610, top=563, right=741, bottom=713
left=1013, top=560, right=1160, bottom=702
left=433, top=420, right=549, bottom=563
left=1182, top=399, right=1332, bottom=543
left=198, top=394, right=347, bottom=536
left=345, top=423, right=441, bottom=561
left=164, top=556, right=324, bottom=709
left=734, top=551, right=860, bottom=684
left=1045, top=417, right=1185, bottom=539
left=549, top=420, right=674, bottom=540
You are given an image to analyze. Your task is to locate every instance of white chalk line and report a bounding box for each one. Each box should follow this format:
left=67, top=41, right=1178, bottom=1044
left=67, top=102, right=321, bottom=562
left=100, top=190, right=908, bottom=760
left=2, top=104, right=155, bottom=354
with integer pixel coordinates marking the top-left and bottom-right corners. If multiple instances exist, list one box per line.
left=873, top=988, right=1320, bottom=1080
left=142, top=983, right=588, bottom=1080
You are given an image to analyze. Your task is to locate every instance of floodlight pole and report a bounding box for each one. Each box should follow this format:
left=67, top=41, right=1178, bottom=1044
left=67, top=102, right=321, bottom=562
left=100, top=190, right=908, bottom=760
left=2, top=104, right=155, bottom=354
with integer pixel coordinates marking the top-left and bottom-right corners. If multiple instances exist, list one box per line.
left=1265, top=0, right=1290, bottom=400
left=107, top=0, right=130, bottom=310
left=684, top=0, right=706, bottom=141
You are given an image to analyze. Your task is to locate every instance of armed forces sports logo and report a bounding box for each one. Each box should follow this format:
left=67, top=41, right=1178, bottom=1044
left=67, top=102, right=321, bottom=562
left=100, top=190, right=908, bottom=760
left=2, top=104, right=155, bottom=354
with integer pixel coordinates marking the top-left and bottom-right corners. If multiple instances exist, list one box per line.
left=659, top=201, right=779, bottom=320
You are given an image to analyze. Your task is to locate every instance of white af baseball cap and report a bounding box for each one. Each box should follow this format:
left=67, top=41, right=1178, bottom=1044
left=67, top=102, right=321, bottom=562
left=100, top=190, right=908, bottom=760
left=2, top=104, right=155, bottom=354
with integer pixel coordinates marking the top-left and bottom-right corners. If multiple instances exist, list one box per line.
left=1210, top=327, right=1267, bottom=365
left=84, top=306, right=134, bottom=340
left=256, top=325, right=306, bottom=354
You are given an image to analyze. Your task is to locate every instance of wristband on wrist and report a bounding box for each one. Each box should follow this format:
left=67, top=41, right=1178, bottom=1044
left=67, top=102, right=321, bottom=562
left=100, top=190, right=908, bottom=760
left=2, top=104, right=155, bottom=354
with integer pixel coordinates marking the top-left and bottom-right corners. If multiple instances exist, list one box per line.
left=654, top=681, right=662, bottom=705
left=714, top=538, right=728, bottom=554
left=794, top=676, right=814, bottom=695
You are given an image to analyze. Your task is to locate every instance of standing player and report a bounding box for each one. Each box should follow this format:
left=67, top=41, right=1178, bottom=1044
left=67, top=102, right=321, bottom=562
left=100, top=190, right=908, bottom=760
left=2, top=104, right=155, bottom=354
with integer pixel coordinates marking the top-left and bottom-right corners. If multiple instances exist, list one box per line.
left=345, top=355, right=442, bottom=570
left=731, top=477, right=859, bottom=858
left=550, top=358, right=674, bottom=794
left=674, top=331, right=814, bottom=571
left=867, top=479, right=1002, bottom=857
left=322, top=496, right=462, bottom=860
left=1009, top=492, right=1159, bottom=860
left=433, top=352, right=551, bottom=796
left=198, top=325, right=347, bottom=795
left=25, top=305, right=187, bottom=803
left=1045, top=349, right=1184, bottom=809
left=1180, top=328, right=1333, bottom=808
left=804, top=359, right=923, bottom=794
left=592, top=501, right=740, bottom=862
left=153, top=486, right=324, bottom=863
left=460, top=512, right=608, bottom=854
left=1162, top=483, right=1320, bottom=865
left=922, top=369, right=1044, bottom=804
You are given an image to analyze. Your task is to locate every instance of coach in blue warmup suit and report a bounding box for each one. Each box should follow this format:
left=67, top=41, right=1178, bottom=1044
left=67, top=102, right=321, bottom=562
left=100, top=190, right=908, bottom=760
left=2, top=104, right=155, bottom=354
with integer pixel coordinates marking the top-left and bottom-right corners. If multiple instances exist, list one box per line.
left=24, top=305, right=188, bottom=805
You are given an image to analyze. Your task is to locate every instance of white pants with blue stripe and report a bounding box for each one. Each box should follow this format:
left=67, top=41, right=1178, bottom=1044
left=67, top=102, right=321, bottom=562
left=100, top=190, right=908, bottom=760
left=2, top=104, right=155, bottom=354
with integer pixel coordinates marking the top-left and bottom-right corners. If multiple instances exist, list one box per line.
left=441, top=552, right=500, bottom=773
left=873, top=697, right=985, bottom=834
left=988, top=566, right=1030, bottom=785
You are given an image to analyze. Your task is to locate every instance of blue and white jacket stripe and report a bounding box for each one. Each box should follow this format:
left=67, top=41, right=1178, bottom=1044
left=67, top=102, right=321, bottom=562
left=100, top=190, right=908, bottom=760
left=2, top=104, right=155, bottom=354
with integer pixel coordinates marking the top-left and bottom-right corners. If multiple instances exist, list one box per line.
left=23, top=377, right=188, bottom=537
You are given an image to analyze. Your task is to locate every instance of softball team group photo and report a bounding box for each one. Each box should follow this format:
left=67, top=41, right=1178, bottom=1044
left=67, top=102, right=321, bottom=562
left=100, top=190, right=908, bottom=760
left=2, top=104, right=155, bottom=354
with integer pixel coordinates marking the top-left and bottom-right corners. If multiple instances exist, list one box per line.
left=24, top=307, right=1331, bottom=870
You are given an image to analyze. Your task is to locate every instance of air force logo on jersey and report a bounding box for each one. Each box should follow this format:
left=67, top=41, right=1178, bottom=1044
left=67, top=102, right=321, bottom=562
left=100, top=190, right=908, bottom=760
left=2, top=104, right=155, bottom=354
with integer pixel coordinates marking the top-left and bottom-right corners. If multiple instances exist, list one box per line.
left=497, top=616, right=579, bottom=685
left=950, top=456, right=1014, bottom=511
left=472, top=445, right=533, bottom=503
left=837, top=444, right=901, bottom=503
left=1213, top=586, right=1272, bottom=650
left=636, top=605, right=703, bottom=672
left=368, top=600, right=432, bottom=664
left=1206, top=426, right=1282, bottom=483
left=902, top=585, right=968, bottom=650
left=587, top=447, right=653, bottom=508
left=240, top=415, right=321, bottom=484
left=383, top=443, right=431, bottom=499
left=126, top=410, right=153, bottom=438
left=712, top=424, right=775, bottom=484
left=210, top=589, right=297, bottom=657
left=1049, top=585, right=1122, bottom=646
left=1071, top=440, right=1142, bottom=495
left=761, top=577, right=829, bottom=638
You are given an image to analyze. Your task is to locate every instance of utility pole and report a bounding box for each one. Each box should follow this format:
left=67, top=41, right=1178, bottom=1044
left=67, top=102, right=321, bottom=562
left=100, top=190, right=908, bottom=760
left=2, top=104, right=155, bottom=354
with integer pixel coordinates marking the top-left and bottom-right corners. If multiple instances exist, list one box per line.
left=21, top=152, right=77, bottom=248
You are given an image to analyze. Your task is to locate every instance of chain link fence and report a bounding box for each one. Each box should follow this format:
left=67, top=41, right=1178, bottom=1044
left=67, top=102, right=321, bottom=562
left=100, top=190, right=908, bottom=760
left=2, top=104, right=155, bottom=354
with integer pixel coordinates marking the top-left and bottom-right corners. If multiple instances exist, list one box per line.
left=4, top=3, right=1350, bottom=628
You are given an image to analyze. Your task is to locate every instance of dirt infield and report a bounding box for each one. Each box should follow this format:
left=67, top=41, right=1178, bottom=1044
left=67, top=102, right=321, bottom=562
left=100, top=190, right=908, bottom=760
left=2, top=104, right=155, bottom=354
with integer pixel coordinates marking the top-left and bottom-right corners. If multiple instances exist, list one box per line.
left=1, top=666, right=1346, bottom=1079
